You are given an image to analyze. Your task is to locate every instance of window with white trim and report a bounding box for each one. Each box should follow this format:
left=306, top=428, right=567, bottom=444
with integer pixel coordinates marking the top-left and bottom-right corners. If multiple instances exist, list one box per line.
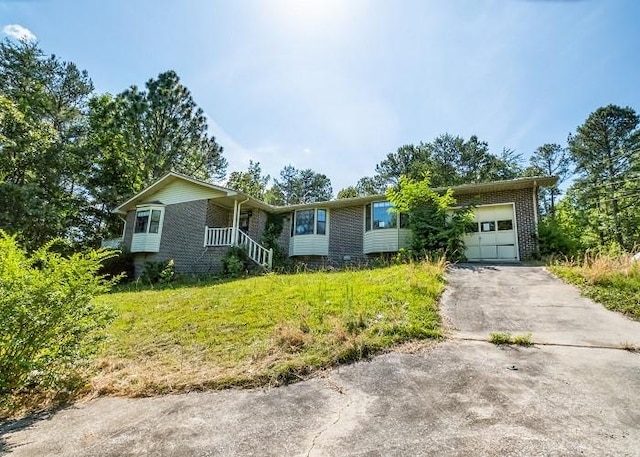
left=364, top=201, right=407, bottom=231
left=134, top=207, right=163, bottom=234
left=291, top=208, right=327, bottom=236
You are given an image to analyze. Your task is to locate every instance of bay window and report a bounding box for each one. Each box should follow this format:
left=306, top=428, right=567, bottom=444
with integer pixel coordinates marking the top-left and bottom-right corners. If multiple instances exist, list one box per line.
left=364, top=201, right=407, bottom=231
left=292, top=208, right=327, bottom=236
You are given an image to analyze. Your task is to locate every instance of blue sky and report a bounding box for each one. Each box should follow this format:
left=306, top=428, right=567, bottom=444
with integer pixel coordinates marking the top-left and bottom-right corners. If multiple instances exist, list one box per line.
left=2, top=0, right=639, bottom=192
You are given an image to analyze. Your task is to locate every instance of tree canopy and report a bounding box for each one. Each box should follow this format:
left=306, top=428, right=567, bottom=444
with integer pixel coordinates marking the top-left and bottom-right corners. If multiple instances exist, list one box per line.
left=269, top=165, right=333, bottom=205
left=226, top=161, right=270, bottom=199
left=567, top=104, right=640, bottom=249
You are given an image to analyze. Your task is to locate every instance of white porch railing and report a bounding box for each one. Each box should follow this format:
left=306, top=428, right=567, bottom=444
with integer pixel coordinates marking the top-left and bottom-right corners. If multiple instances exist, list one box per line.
left=237, top=231, right=273, bottom=269
left=204, top=226, right=234, bottom=246
left=204, top=226, right=273, bottom=269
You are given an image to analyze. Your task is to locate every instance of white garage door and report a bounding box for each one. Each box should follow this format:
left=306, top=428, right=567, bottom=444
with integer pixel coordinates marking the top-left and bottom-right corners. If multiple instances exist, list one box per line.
left=463, top=204, right=518, bottom=261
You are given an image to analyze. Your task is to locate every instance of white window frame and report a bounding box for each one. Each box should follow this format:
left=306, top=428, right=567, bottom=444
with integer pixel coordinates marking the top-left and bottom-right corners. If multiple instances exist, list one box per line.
left=291, top=208, right=328, bottom=236
left=364, top=201, right=406, bottom=231
left=134, top=205, right=165, bottom=235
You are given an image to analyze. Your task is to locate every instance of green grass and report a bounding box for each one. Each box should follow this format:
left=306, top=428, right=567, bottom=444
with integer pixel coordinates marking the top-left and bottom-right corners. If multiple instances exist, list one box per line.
left=91, top=261, right=446, bottom=396
left=550, top=255, right=640, bottom=321
left=488, top=332, right=533, bottom=346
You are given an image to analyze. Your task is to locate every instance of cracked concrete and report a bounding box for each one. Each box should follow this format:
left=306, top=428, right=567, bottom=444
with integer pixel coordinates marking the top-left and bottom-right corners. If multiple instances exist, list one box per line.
left=2, top=265, right=640, bottom=456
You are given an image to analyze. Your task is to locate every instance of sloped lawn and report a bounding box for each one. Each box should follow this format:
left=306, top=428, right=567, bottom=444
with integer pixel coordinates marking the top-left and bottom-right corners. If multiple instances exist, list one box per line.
left=550, top=255, right=640, bottom=321
left=92, top=261, right=446, bottom=396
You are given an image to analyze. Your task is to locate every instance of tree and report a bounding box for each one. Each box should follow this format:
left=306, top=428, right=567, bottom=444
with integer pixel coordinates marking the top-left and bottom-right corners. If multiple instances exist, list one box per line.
left=356, top=175, right=387, bottom=195
left=336, top=186, right=360, bottom=199
left=372, top=134, right=524, bottom=189
left=568, top=104, right=640, bottom=249
left=0, top=39, right=94, bottom=248
left=226, top=161, right=270, bottom=199
left=87, top=70, right=227, bottom=239
left=272, top=165, right=333, bottom=204
left=375, top=144, right=430, bottom=185
left=386, top=175, right=473, bottom=260
left=524, top=143, right=572, bottom=216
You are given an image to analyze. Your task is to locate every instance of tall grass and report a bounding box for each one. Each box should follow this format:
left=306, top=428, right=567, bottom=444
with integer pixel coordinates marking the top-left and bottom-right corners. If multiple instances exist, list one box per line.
left=550, top=252, right=640, bottom=320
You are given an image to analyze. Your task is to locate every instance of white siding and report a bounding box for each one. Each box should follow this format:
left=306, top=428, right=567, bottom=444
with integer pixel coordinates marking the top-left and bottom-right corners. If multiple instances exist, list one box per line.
left=145, top=180, right=226, bottom=205
left=363, top=229, right=411, bottom=254
left=131, top=233, right=162, bottom=253
left=289, top=235, right=329, bottom=256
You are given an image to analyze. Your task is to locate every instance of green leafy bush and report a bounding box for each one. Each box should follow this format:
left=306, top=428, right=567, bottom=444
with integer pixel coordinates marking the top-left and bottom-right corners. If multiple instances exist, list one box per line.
left=386, top=174, right=474, bottom=261
left=99, top=249, right=135, bottom=280
left=0, top=232, right=116, bottom=397
left=140, top=259, right=175, bottom=284
left=536, top=217, right=580, bottom=257
left=222, top=246, right=250, bottom=277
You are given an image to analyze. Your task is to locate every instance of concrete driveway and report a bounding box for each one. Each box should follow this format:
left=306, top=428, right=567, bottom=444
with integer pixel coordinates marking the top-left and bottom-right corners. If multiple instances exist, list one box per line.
left=3, top=265, right=640, bottom=456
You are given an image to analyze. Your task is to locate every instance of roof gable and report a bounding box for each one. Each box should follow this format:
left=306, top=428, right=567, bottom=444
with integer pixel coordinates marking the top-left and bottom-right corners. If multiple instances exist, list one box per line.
left=114, top=172, right=238, bottom=214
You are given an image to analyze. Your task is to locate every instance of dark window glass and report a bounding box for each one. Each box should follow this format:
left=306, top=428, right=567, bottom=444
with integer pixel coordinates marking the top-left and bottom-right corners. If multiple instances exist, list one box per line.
left=465, top=221, right=479, bottom=233
left=316, top=209, right=327, bottom=235
left=365, top=204, right=371, bottom=232
left=497, top=219, right=513, bottom=231
left=373, top=201, right=396, bottom=229
left=399, top=213, right=409, bottom=228
left=134, top=210, right=150, bottom=233
left=295, top=210, right=315, bottom=235
left=480, top=221, right=496, bottom=232
left=149, top=210, right=162, bottom=233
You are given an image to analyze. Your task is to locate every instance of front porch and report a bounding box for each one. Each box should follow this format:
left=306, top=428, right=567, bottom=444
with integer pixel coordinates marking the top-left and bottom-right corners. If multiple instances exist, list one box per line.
left=204, top=197, right=273, bottom=269
left=204, top=226, right=273, bottom=269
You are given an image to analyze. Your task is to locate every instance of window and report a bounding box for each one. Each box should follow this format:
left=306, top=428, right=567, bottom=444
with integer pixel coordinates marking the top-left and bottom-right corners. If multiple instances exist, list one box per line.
left=135, top=210, right=150, bottom=233
left=365, top=201, right=406, bottom=231
left=497, top=219, right=513, bottom=231
left=134, top=208, right=163, bottom=234
left=465, top=221, right=479, bottom=233
left=295, top=210, right=315, bottom=235
left=480, top=221, right=496, bottom=232
left=317, top=209, right=326, bottom=235
left=400, top=213, right=409, bottom=229
left=373, top=201, right=396, bottom=229
left=149, top=210, right=162, bottom=233
left=293, top=208, right=327, bottom=236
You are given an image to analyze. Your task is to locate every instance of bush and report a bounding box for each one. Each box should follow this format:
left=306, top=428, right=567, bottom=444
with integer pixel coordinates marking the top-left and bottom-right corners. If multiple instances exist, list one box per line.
left=222, top=246, right=250, bottom=277
left=140, top=259, right=175, bottom=284
left=536, top=217, right=580, bottom=257
left=99, top=249, right=135, bottom=280
left=0, top=231, right=116, bottom=397
left=386, top=174, right=474, bottom=261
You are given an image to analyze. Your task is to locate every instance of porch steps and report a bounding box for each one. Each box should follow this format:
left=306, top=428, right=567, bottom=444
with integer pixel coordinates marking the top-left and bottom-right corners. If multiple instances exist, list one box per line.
left=204, top=226, right=273, bottom=269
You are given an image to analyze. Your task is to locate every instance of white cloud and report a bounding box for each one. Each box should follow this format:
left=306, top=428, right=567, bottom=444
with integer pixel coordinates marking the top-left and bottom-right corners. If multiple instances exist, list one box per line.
left=2, top=24, right=37, bottom=42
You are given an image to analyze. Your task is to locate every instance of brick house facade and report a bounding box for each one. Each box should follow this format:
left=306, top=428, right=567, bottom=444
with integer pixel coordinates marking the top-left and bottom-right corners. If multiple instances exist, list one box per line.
left=115, top=173, right=556, bottom=276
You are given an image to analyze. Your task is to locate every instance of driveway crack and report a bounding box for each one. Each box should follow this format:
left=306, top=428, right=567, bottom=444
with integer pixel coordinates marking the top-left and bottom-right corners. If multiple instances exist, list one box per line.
left=305, top=376, right=351, bottom=457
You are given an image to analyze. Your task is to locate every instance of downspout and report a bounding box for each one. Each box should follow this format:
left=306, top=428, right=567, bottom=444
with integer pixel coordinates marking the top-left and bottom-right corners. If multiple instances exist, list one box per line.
left=119, top=215, right=127, bottom=248
left=533, top=181, right=539, bottom=257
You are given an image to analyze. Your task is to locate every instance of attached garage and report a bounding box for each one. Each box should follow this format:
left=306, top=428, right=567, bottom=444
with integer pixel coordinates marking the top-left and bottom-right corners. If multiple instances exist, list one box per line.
left=464, top=203, right=518, bottom=261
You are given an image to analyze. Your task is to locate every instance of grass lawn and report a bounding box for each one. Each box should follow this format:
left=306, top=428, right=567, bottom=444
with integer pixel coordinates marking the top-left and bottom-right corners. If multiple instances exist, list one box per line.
left=550, top=254, right=640, bottom=321
left=91, top=260, right=446, bottom=396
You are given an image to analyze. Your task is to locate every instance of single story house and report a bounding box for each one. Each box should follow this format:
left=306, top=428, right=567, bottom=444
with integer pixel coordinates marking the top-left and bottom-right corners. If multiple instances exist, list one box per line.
left=111, top=172, right=557, bottom=276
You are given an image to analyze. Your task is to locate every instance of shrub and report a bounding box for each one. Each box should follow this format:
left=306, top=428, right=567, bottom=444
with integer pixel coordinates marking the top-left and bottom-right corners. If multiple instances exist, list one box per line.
left=536, top=217, right=580, bottom=257
left=386, top=174, right=474, bottom=261
left=140, top=259, right=175, bottom=284
left=0, top=231, right=116, bottom=397
left=99, top=249, right=135, bottom=280
left=222, top=246, right=250, bottom=277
